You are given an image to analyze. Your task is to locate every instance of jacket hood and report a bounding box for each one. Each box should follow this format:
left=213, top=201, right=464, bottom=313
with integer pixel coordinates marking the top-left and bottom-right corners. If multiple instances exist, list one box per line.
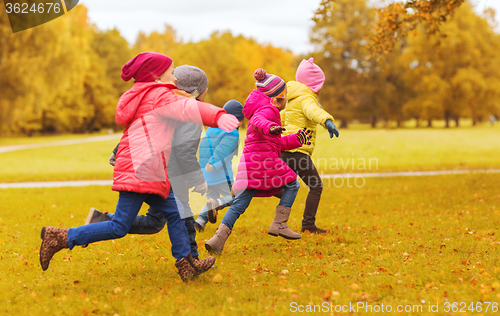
left=286, top=81, right=317, bottom=102
left=115, top=82, right=177, bottom=126
left=243, top=89, right=272, bottom=119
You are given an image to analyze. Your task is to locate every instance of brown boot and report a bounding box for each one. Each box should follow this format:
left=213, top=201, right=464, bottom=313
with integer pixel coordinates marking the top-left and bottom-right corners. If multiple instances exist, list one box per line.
left=175, top=254, right=215, bottom=282
left=205, top=223, right=231, bottom=255
left=301, top=226, right=327, bottom=234
left=188, top=254, right=215, bottom=271
left=268, top=206, right=301, bottom=240
left=206, top=199, right=219, bottom=224
left=39, top=226, right=68, bottom=271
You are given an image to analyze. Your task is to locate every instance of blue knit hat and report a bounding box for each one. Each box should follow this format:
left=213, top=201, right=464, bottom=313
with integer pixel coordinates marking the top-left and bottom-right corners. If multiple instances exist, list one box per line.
left=223, top=100, right=244, bottom=121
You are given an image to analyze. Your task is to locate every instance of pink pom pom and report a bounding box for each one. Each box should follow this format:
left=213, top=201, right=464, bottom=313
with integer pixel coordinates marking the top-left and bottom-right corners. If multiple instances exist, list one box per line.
left=254, top=68, right=266, bottom=81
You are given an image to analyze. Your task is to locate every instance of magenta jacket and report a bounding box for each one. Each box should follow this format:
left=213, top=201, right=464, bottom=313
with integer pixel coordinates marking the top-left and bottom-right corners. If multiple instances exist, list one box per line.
left=233, top=90, right=302, bottom=197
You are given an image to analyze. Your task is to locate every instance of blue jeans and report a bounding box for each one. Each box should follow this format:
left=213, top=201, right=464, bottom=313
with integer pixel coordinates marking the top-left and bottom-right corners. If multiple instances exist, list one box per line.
left=67, top=191, right=190, bottom=261
left=221, top=179, right=300, bottom=230
left=198, top=182, right=233, bottom=223
left=108, top=201, right=199, bottom=258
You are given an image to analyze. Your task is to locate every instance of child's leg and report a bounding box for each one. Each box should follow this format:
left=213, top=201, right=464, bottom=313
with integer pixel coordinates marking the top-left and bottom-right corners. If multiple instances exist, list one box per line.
left=220, top=189, right=256, bottom=230
left=268, top=179, right=301, bottom=240
left=214, top=182, right=234, bottom=207
left=146, top=192, right=190, bottom=261
left=118, top=207, right=167, bottom=234
left=67, top=191, right=145, bottom=249
left=171, top=192, right=199, bottom=258
left=205, top=189, right=256, bottom=255
left=183, top=216, right=198, bottom=258
left=281, top=152, right=324, bottom=232
left=197, top=185, right=221, bottom=224
left=277, top=179, right=301, bottom=208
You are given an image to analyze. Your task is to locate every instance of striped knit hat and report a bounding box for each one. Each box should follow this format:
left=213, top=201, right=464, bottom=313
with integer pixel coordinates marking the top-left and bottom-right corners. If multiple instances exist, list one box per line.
left=254, top=68, right=286, bottom=98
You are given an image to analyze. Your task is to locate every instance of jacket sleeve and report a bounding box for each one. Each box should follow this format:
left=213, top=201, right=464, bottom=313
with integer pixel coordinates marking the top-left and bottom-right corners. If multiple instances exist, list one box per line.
left=112, top=143, right=120, bottom=155
left=154, top=90, right=225, bottom=127
left=171, top=122, right=205, bottom=187
left=248, top=109, right=276, bottom=135
left=210, top=133, right=239, bottom=171
left=301, top=96, right=335, bottom=128
left=281, top=133, right=302, bottom=151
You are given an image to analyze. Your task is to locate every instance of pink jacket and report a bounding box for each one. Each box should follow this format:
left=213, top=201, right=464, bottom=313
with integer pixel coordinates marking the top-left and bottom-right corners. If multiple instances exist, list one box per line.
left=112, top=82, right=225, bottom=199
left=233, top=90, right=302, bottom=197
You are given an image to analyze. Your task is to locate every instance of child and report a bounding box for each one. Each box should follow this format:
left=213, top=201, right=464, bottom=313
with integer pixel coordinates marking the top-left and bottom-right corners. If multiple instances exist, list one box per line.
left=204, top=68, right=312, bottom=255
left=194, top=99, right=244, bottom=232
left=39, top=52, right=239, bottom=281
left=280, top=58, right=339, bottom=234
left=86, top=65, right=211, bottom=260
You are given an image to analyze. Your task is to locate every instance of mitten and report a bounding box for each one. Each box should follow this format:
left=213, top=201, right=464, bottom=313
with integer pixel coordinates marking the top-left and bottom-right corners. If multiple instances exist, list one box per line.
left=296, top=128, right=312, bottom=145
left=217, top=114, right=239, bottom=132
left=325, top=119, right=339, bottom=138
left=109, top=153, right=116, bottom=166
left=192, top=181, right=208, bottom=196
left=269, top=125, right=286, bottom=135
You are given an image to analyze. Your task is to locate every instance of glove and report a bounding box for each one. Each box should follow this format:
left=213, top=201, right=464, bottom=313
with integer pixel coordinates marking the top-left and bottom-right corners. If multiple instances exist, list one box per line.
left=192, top=181, right=208, bottom=196
left=205, top=162, right=215, bottom=172
left=269, top=125, right=286, bottom=135
left=296, top=128, right=312, bottom=145
left=109, top=153, right=116, bottom=166
left=325, top=119, right=339, bottom=138
left=217, top=114, right=239, bottom=132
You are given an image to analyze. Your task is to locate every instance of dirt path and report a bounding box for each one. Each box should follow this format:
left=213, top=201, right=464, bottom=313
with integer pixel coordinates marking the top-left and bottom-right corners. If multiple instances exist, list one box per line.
left=0, top=134, right=121, bottom=154
left=1, top=169, right=498, bottom=189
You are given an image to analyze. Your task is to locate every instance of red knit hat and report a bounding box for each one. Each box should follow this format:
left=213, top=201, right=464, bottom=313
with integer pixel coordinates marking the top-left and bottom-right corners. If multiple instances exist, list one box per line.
left=121, top=52, right=173, bottom=82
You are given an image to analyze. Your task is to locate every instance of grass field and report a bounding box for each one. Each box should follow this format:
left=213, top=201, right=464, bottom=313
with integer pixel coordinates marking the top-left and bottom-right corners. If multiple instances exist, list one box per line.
left=0, top=126, right=499, bottom=183
left=0, top=127, right=499, bottom=315
left=0, top=173, right=499, bottom=315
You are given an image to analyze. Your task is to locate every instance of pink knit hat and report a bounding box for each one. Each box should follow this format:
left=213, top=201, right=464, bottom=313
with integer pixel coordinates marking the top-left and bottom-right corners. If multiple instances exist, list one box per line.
left=121, top=52, right=173, bottom=83
left=295, top=58, right=325, bottom=93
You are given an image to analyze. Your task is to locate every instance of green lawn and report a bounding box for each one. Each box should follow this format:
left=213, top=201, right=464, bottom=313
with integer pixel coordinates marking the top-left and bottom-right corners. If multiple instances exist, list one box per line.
left=312, top=125, right=500, bottom=173
left=0, top=173, right=499, bottom=315
left=0, top=126, right=499, bottom=183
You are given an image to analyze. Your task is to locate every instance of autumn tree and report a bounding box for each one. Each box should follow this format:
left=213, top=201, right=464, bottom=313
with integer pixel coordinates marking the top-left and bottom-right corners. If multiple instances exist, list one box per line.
left=310, top=0, right=408, bottom=127
left=400, top=3, right=500, bottom=127
left=368, top=0, right=465, bottom=56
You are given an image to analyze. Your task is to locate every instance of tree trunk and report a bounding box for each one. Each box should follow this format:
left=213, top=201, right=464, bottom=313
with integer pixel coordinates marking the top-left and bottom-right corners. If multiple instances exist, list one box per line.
left=427, top=119, right=432, bottom=128
left=397, top=120, right=402, bottom=128
left=340, top=119, right=348, bottom=129
left=371, top=115, right=377, bottom=128
left=454, top=117, right=459, bottom=127
left=472, top=117, right=477, bottom=126
left=445, top=111, right=450, bottom=128
left=415, top=116, right=420, bottom=128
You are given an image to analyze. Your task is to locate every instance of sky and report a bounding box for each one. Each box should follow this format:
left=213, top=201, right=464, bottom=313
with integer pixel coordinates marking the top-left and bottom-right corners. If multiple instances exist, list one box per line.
left=79, top=0, right=500, bottom=55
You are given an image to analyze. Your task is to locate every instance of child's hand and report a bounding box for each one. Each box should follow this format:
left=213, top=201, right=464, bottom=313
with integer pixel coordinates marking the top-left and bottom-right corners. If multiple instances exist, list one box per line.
left=192, top=181, right=208, bottom=196
left=205, top=163, right=215, bottom=172
left=269, top=125, right=286, bottom=135
left=109, top=153, right=116, bottom=166
left=325, top=119, right=339, bottom=138
left=218, top=114, right=239, bottom=132
left=296, top=128, right=312, bottom=145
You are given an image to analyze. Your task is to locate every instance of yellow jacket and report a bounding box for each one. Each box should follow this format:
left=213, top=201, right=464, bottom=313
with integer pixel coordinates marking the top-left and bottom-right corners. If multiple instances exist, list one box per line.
left=281, top=81, right=334, bottom=156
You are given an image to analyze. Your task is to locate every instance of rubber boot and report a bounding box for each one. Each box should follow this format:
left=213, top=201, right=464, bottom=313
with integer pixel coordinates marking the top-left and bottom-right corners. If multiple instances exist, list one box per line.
left=268, top=206, right=301, bottom=240
left=39, top=226, right=68, bottom=271
left=205, top=223, right=232, bottom=255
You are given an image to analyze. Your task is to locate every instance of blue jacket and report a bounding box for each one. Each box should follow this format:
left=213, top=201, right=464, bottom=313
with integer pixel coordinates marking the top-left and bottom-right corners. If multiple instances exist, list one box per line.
left=199, top=127, right=239, bottom=186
